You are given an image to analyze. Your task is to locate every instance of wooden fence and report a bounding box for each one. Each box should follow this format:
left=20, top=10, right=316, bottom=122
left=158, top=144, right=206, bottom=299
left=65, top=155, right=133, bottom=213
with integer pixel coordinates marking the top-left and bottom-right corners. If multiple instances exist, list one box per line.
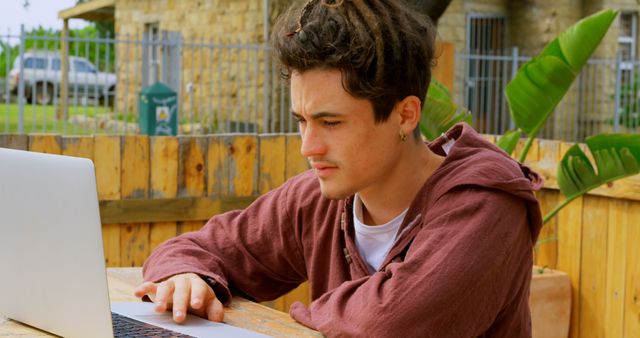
left=503, top=136, right=640, bottom=338
left=1, top=133, right=639, bottom=337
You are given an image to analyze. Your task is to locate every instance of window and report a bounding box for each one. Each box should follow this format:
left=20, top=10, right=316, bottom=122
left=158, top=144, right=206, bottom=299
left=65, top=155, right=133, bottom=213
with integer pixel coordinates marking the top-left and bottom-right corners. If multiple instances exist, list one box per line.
left=24, top=57, right=47, bottom=69
left=465, top=14, right=509, bottom=135
left=52, top=59, right=61, bottom=71
left=617, top=12, right=638, bottom=128
left=143, top=22, right=161, bottom=86
left=73, top=60, right=94, bottom=73
left=619, top=12, right=637, bottom=62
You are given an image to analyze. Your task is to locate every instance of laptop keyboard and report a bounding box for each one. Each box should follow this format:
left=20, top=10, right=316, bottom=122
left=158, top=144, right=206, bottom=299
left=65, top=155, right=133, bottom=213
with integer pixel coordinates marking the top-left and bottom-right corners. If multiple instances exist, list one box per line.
left=112, top=312, right=195, bottom=338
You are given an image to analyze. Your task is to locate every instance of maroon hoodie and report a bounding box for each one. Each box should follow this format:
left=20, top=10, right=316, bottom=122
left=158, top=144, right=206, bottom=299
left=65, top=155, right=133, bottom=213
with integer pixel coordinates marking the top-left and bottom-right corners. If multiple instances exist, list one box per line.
left=143, top=123, right=543, bottom=337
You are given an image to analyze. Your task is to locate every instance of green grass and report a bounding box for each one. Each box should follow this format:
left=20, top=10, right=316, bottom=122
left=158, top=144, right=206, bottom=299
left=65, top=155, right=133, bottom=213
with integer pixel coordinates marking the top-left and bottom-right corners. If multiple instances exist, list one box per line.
left=0, top=103, right=133, bottom=135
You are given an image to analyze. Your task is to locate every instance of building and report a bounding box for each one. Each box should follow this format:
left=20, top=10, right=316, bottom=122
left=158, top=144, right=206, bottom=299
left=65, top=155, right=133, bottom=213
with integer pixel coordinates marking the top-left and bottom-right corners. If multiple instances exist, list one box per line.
left=437, top=0, right=640, bottom=140
left=59, top=0, right=292, bottom=134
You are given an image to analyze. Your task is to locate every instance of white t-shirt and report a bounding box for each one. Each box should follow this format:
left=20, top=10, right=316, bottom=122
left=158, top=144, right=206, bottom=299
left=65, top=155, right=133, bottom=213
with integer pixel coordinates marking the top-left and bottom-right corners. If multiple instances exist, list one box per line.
left=353, top=194, right=408, bottom=274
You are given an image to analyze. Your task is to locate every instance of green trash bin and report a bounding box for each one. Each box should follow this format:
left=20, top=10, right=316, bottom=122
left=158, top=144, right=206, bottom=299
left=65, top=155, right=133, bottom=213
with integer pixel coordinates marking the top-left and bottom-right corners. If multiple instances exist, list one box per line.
left=139, top=82, right=178, bottom=136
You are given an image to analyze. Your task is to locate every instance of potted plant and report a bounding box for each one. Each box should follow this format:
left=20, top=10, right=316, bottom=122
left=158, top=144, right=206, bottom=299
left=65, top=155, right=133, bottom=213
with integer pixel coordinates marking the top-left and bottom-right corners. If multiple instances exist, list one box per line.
left=423, top=8, right=640, bottom=338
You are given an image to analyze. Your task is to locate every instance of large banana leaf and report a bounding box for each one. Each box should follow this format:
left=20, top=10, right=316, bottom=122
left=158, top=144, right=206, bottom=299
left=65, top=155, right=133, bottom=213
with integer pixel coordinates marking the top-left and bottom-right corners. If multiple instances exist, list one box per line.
left=504, top=9, right=617, bottom=148
left=544, top=134, right=640, bottom=223
left=420, top=80, right=472, bottom=140
left=496, top=128, right=522, bottom=155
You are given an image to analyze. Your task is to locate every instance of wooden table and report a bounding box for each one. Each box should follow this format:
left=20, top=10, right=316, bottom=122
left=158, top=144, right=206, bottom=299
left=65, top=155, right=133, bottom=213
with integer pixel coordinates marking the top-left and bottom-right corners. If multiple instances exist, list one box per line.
left=0, top=268, right=322, bottom=337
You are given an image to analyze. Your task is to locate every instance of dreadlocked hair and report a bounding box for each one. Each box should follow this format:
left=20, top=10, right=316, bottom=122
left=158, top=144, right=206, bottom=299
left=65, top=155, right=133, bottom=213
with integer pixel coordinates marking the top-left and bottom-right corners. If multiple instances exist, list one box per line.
left=272, top=0, right=436, bottom=125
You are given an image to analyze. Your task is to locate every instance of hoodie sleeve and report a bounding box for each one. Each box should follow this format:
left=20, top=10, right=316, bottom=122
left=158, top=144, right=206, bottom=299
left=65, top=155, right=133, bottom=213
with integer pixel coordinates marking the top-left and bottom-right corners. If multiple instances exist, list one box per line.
left=142, top=178, right=308, bottom=305
left=290, top=186, right=536, bottom=338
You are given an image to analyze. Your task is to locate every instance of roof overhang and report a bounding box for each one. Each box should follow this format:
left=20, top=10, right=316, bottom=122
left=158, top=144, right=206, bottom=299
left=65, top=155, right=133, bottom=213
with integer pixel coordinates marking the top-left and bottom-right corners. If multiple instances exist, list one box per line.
left=58, top=0, right=116, bottom=21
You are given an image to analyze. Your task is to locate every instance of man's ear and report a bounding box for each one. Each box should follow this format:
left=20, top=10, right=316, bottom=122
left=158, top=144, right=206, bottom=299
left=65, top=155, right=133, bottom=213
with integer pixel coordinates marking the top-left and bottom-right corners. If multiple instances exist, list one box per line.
left=396, top=95, right=422, bottom=135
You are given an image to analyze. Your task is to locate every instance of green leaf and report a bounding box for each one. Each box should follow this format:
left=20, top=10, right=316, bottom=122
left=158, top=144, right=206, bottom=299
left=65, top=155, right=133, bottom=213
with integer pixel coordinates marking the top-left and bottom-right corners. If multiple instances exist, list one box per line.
left=496, top=129, right=522, bottom=156
left=425, top=79, right=452, bottom=102
left=505, top=9, right=617, bottom=139
left=557, top=134, right=640, bottom=200
left=420, top=80, right=472, bottom=140
left=558, top=9, right=619, bottom=73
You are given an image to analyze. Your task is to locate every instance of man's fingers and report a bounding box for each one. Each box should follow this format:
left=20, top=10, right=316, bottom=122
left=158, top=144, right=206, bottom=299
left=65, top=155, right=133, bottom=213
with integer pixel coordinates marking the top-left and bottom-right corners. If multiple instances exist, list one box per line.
left=133, top=273, right=223, bottom=324
left=206, top=297, right=224, bottom=323
left=172, top=277, right=191, bottom=323
left=133, top=281, right=157, bottom=300
left=189, top=278, right=211, bottom=310
left=154, top=280, right=176, bottom=313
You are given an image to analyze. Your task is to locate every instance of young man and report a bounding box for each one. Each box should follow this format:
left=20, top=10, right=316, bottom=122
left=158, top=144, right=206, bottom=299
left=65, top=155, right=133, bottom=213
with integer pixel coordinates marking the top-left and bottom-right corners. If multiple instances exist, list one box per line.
left=136, top=0, right=543, bottom=336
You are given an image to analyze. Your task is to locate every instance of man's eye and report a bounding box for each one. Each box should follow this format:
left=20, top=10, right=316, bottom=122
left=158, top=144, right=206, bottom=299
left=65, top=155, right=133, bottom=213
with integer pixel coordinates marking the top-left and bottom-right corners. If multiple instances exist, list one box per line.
left=324, top=121, right=340, bottom=127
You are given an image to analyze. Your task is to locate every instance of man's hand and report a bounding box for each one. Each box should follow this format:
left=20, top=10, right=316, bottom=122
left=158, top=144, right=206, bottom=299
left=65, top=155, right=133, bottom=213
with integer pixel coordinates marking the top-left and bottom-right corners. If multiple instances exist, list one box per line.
left=134, top=273, right=224, bottom=323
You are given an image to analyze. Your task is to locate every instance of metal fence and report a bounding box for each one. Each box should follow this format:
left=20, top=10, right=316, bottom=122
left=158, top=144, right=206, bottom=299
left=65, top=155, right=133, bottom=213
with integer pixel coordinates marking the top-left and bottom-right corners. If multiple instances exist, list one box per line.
left=3, top=27, right=640, bottom=141
left=455, top=48, right=640, bottom=142
left=1, top=26, right=293, bottom=136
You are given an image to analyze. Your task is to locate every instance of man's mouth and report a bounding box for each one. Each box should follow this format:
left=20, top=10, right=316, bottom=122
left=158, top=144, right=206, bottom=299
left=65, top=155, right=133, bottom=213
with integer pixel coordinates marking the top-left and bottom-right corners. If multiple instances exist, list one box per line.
left=310, top=162, right=338, bottom=178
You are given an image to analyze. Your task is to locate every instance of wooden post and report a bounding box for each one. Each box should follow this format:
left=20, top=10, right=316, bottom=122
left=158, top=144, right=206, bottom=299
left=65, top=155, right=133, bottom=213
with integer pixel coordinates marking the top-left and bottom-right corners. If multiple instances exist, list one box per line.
left=58, top=19, right=70, bottom=121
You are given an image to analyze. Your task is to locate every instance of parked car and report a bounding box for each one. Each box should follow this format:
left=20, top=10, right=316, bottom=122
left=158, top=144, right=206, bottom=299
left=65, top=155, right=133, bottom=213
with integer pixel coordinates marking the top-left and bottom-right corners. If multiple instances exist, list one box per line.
left=8, top=50, right=116, bottom=106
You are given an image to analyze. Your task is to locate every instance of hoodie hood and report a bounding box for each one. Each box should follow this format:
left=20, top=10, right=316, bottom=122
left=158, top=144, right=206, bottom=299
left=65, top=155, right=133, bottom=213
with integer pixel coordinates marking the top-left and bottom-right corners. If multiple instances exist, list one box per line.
left=416, top=123, right=544, bottom=243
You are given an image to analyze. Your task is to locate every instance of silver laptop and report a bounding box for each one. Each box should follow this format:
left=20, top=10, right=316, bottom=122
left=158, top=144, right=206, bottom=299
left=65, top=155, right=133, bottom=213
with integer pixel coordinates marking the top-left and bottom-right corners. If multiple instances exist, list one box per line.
left=0, top=147, right=268, bottom=338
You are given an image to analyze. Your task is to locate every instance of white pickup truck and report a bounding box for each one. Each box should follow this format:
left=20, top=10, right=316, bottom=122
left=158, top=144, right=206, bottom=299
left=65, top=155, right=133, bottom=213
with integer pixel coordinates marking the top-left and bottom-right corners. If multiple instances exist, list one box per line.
left=9, top=50, right=117, bottom=106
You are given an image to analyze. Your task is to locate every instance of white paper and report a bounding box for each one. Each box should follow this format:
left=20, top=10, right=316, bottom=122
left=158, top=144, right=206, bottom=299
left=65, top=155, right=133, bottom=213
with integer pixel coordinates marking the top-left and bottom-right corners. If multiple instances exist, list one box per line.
left=110, top=302, right=271, bottom=338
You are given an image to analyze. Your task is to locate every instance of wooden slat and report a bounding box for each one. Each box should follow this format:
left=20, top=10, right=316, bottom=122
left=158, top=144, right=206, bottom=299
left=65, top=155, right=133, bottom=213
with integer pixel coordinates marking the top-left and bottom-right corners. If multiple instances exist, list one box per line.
left=62, top=136, right=94, bottom=160
left=513, top=138, right=539, bottom=163
left=99, top=196, right=256, bottom=224
left=624, top=200, right=640, bottom=337
left=535, top=140, right=561, bottom=269
left=150, top=137, right=179, bottom=199
left=480, top=134, right=496, bottom=144
left=94, top=135, right=121, bottom=200
left=579, top=195, right=609, bottom=338
left=283, top=283, right=310, bottom=310
left=120, top=135, right=150, bottom=267
left=207, top=135, right=229, bottom=196
left=229, top=135, right=258, bottom=197
left=94, top=135, right=121, bottom=267
left=178, top=136, right=208, bottom=233
left=179, top=136, right=207, bottom=198
left=28, top=134, right=61, bottom=154
left=0, top=134, right=28, bottom=150
left=258, top=135, right=309, bottom=312
left=525, top=138, right=640, bottom=201
left=285, top=134, right=309, bottom=178
left=149, top=136, right=179, bottom=251
left=432, top=42, right=455, bottom=92
left=555, top=142, right=584, bottom=338
left=259, top=135, right=286, bottom=193
left=604, top=199, right=628, bottom=337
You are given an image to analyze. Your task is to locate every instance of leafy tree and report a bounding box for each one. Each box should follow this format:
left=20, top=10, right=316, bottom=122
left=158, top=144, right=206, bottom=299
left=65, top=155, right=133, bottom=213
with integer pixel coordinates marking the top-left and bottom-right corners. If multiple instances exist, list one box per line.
left=0, top=25, right=116, bottom=77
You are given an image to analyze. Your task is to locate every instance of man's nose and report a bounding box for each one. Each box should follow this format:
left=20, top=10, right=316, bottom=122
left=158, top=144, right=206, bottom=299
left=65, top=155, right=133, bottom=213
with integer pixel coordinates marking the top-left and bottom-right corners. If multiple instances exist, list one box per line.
left=300, top=125, right=326, bottom=158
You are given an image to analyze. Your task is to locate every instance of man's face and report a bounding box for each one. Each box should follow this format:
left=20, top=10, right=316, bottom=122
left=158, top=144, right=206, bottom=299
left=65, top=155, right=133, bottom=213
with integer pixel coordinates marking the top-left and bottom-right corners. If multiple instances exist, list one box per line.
left=290, top=69, right=403, bottom=199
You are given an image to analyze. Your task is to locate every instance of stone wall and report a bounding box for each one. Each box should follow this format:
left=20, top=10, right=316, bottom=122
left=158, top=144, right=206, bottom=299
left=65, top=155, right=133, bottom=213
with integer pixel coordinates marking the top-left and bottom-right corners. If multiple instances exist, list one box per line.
left=437, top=0, right=508, bottom=53
left=112, top=0, right=294, bottom=133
